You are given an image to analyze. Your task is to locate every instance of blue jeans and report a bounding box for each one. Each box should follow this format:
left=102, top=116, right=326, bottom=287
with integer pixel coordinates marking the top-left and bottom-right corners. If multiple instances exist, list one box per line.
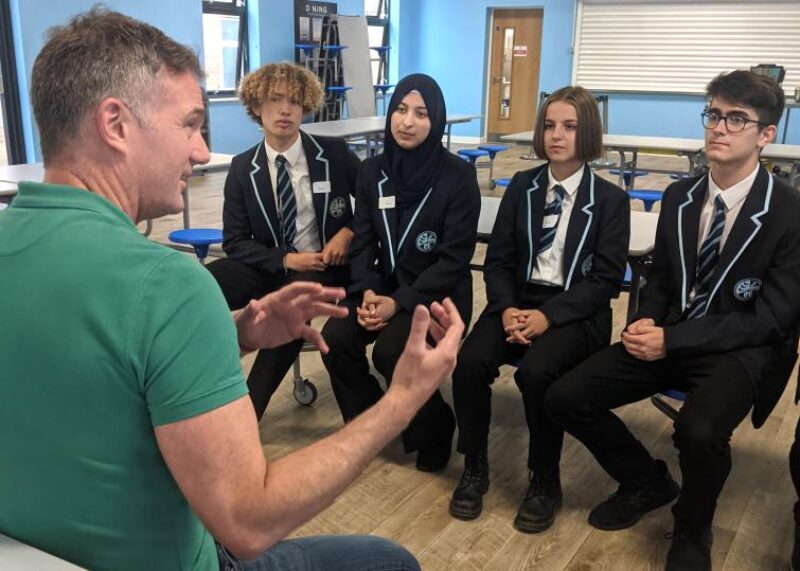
left=216, top=535, right=420, bottom=571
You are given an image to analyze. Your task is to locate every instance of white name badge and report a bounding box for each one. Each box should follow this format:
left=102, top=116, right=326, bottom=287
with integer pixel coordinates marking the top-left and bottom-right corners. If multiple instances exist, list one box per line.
left=542, top=215, right=560, bottom=229
left=379, top=195, right=396, bottom=210
left=312, top=181, right=331, bottom=194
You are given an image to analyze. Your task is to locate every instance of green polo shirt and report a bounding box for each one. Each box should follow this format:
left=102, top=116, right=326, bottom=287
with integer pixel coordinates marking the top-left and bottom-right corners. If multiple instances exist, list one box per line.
left=0, top=182, right=248, bottom=570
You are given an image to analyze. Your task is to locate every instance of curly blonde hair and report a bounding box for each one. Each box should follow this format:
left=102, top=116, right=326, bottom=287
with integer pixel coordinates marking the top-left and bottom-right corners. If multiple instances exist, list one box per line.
left=239, top=62, right=324, bottom=123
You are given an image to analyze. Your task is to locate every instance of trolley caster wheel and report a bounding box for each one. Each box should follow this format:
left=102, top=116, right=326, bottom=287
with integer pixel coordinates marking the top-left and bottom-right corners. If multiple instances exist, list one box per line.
left=489, top=180, right=496, bottom=190
left=293, top=379, right=318, bottom=406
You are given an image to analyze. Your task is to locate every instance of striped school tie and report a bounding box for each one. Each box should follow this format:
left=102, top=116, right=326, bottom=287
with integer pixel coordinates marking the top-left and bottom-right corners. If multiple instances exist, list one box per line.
left=537, top=184, right=566, bottom=254
left=275, top=154, right=297, bottom=252
left=685, top=195, right=726, bottom=320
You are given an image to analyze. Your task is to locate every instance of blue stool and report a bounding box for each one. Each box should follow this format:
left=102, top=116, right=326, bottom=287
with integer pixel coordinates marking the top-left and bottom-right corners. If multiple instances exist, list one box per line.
left=651, top=389, right=687, bottom=420
left=373, top=83, right=395, bottom=114
left=670, top=173, right=692, bottom=180
left=629, top=189, right=663, bottom=212
left=478, top=144, right=509, bottom=189
left=495, top=178, right=511, bottom=188
left=621, top=263, right=633, bottom=289
left=168, top=228, right=223, bottom=264
left=609, top=168, right=649, bottom=190
left=326, top=85, right=352, bottom=119
left=458, top=148, right=489, bottom=163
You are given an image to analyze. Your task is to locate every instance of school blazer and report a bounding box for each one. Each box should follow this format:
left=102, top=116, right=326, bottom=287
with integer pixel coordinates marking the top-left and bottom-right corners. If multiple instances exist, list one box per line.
left=635, top=166, right=800, bottom=426
left=348, top=152, right=481, bottom=324
left=483, top=163, right=630, bottom=327
left=220, top=131, right=361, bottom=274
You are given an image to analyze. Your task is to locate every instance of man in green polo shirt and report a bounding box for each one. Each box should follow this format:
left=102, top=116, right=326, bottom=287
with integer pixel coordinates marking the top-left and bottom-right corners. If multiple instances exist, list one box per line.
left=0, top=8, right=464, bottom=570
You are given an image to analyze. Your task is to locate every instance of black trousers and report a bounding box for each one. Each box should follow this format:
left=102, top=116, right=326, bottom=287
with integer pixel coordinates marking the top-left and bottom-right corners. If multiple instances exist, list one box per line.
left=321, top=299, right=454, bottom=453
left=453, top=308, right=607, bottom=475
left=206, top=257, right=349, bottom=419
left=546, top=343, right=754, bottom=530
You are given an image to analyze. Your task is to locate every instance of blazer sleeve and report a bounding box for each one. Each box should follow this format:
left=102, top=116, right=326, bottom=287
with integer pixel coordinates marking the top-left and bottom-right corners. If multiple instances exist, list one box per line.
left=483, top=171, right=524, bottom=314
left=633, top=185, right=678, bottom=324
left=220, top=164, right=286, bottom=275
left=664, top=215, right=800, bottom=355
left=538, top=188, right=630, bottom=326
left=348, top=165, right=384, bottom=294
left=392, top=165, right=481, bottom=313
left=338, top=140, right=362, bottom=231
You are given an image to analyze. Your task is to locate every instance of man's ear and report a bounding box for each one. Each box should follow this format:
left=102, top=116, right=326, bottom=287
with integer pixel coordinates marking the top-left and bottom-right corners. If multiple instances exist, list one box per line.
left=758, top=124, right=777, bottom=148
left=94, top=97, right=134, bottom=153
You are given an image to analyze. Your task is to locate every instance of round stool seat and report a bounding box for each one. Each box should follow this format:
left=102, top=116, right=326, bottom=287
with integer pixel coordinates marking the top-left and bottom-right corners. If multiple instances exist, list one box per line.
left=609, top=169, right=649, bottom=177
left=478, top=144, right=509, bottom=158
left=326, top=86, right=352, bottom=94
left=670, top=173, right=692, bottom=180
left=169, top=228, right=223, bottom=262
left=629, top=190, right=663, bottom=212
left=323, top=45, right=348, bottom=53
left=495, top=178, right=512, bottom=187
left=373, top=84, right=395, bottom=93
left=457, top=149, right=490, bottom=164
left=661, top=389, right=687, bottom=401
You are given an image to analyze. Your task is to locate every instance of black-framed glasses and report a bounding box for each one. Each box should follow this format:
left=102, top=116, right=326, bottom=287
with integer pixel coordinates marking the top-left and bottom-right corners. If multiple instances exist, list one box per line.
left=701, top=110, right=766, bottom=133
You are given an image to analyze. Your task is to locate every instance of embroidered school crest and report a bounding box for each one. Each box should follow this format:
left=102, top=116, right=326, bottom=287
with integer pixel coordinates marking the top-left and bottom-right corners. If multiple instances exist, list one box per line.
left=415, top=231, right=437, bottom=253
left=329, top=197, right=347, bottom=218
left=733, top=278, right=762, bottom=301
left=581, top=254, right=594, bottom=276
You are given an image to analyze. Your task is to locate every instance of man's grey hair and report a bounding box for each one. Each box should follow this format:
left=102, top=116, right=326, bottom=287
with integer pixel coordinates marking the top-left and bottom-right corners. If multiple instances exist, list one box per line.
left=31, top=6, right=203, bottom=164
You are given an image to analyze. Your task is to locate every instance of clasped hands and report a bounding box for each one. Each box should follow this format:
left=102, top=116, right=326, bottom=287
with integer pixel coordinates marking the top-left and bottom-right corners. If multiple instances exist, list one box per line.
left=501, top=307, right=550, bottom=345
left=621, top=318, right=666, bottom=361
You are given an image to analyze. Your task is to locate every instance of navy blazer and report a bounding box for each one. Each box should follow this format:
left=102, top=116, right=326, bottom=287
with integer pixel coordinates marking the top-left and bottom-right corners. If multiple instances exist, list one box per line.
left=483, top=163, right=630, bottom=326
left=636, top=166, right=800, bottom=426
left=348, top=152, right=480, bottom=323
left=220, top=131, right=360, bottom=274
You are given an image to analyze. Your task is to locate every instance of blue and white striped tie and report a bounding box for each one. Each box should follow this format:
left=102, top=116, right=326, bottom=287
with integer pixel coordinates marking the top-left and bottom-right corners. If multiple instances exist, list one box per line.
left=685, top=195, right=726, bottom=320
left=275, top=155, right=297, bottom=252
left=537, top=184, right=565, bottom=254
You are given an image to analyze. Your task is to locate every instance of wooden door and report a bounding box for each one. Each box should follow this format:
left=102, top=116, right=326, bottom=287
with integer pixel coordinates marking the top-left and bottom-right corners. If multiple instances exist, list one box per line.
left=487, top=8, right=543, bottom=138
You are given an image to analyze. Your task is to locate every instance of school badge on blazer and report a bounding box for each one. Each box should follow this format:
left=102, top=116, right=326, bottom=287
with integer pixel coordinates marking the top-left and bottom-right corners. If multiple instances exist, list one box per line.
left=733, top=278, right=762, bottom=302
left=581, top=254, right=594, bottom=276
left=416, top=231, right=437, bottom=252
left=329, top=197, right=347, bottom=218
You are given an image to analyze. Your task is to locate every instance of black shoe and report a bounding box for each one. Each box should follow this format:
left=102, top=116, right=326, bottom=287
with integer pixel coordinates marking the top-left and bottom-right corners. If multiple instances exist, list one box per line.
left=514, top=472, right=563, bottom=533
left=449, top=453, right=490, bottom=521
left=416, top=407, right=456, bottom=472
left=792, top=521, right=800, bottom=571
left=665, top=524, right=712, bottom=571
left=588, top=460, right=680, bottom=531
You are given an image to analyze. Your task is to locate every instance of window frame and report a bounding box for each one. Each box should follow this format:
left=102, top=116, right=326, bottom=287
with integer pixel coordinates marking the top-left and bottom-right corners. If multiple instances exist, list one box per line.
left=201, top=0, right=249, bottom=98
left=0, top=0, right=26, bottom=164
left=366, top=0, right=390, bottom=86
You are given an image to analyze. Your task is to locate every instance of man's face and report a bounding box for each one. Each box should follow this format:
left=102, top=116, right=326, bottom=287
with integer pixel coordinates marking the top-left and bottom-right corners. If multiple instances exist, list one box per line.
left=259, top=82, right=304, bottom=147
left=704, top=96, right=775, bottom=168
left=130, top=71, right=210, bottom=222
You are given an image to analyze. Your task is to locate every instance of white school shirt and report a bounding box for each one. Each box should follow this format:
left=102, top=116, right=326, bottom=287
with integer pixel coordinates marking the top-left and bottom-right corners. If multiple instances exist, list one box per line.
left=530, top=165, right=584, bottom=286
left=264, top=136, right=321, bottom=252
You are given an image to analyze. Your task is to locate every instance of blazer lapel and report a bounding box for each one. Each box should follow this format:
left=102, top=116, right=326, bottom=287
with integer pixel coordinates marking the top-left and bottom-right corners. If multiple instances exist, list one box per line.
left=705, top=167, right=772, bottom=309
left=676, top=175, right=706, bottom=310
left=524, top=168, right=547, bottom=280
left=377, top=170, right=399, bottom=271
left=301, top=132, right=331, bottom=245
left=562, top=165, right=595, bottom=290
left=249, top=142, right=280, bottom=245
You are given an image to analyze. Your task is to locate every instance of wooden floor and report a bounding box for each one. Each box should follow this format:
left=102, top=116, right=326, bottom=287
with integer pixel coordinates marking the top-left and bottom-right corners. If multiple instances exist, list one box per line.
left=150, top=143, right=800, bottom=570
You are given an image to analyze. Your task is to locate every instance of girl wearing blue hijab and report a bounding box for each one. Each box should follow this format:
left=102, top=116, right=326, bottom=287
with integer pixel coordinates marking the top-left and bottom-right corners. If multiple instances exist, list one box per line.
left=322, top=74, right=481, bottom=472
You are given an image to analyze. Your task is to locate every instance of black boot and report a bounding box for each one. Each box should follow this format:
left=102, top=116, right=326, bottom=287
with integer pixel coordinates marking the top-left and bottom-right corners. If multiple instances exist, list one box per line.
left=514, top=471, right=562, bottom=533
left=588, top=459, right=680, bottom=531
left=792, top=505, right=800, bottom=571
left=665, top=522, right=713, bottom=571
left=449, top=453, right=490, bottom=520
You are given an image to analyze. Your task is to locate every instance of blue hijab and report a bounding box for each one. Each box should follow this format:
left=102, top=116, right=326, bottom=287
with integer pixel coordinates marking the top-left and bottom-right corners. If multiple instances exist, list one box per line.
left=381, top=73, right=447, bottom=208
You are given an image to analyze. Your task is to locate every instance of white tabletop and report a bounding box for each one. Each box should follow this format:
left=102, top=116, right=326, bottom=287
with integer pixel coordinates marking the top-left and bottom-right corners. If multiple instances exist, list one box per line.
left=0, top=533, right=84, bottom=569
left=303, top=114, right=480, bottom=139
left=0, top=153, right=234, bottom=186
left=0, top=180, right=17, bottom=196
left=478, top=196, right=658, bottom=257
left=762, top=143, right=800, bottom=161
left=500, top=132, right=705, bottom=155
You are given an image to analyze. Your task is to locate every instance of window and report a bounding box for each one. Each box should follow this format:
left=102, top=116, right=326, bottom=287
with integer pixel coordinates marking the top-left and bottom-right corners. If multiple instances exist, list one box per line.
left=202, top=0, right=249, bottom=95
left=365, top=0, right=390, bottom=85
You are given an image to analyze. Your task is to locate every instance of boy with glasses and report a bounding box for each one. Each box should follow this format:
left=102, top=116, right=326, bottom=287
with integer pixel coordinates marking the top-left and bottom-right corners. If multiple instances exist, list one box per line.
left=546, top=70, right=800, bottom=570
